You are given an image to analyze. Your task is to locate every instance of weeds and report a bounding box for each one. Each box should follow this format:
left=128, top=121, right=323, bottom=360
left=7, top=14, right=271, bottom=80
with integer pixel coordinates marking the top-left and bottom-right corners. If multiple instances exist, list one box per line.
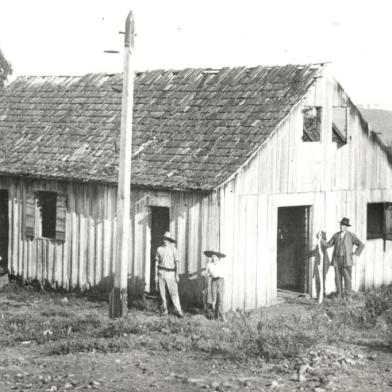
left=1, top=282, right=392, bottom=361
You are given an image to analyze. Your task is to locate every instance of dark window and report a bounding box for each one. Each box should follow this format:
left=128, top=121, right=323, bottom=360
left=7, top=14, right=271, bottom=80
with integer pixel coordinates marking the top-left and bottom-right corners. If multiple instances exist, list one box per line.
left=367, top=202, right=392, bottom=241
left=332, top=106, right=347, bottom=148
left=367, top=203, right=384, bottom=239
left=302, top=106, right=322, bottom=142
left=36, top=191, right=57, bottom=239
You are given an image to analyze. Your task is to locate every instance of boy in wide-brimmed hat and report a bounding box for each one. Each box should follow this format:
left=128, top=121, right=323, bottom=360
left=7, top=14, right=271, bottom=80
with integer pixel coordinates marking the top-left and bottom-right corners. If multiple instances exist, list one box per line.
left=321, top=217, right=364, bottom=298
left=204, top=250, right=227, bottom=321
left=154, top=232, right=184, bottom=317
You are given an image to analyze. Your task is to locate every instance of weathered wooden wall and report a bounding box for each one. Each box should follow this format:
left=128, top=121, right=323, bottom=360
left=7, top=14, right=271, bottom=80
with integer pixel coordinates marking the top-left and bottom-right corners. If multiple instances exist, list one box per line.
left=3, top=68, right=391, bottom=311
left=218, top=68, right=392, bottom=309
left=1, top=177, right=219, bottom=304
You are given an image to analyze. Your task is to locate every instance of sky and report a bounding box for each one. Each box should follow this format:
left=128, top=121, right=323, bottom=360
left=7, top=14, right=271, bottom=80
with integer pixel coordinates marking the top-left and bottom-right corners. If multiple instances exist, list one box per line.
left=0, top=0, right=391, bottom=109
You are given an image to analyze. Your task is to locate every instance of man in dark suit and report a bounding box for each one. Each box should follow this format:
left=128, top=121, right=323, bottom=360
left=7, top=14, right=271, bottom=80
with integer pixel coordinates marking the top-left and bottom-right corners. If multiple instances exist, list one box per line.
left=321, top=218, right=365, bottom=298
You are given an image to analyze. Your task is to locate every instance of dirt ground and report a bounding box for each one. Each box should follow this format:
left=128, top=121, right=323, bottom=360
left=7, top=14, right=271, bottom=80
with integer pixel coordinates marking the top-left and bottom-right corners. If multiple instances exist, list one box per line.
left=1, top=342, right=392, bottom=392
left=1, top=284, right=392, bottom=391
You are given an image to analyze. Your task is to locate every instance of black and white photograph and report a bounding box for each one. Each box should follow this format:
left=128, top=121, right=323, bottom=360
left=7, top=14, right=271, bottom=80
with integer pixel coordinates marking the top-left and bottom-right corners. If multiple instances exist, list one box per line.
left=0, top=0, right=392, bottom=390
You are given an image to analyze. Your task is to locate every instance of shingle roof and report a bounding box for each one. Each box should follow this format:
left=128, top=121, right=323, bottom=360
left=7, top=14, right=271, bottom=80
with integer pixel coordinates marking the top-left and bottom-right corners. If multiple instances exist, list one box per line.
left=0, top=64, right=320, bottom=191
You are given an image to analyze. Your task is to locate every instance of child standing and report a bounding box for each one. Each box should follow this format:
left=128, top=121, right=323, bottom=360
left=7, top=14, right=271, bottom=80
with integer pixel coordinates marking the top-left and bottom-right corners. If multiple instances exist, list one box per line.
left=204, top=250, right=227, bottom=321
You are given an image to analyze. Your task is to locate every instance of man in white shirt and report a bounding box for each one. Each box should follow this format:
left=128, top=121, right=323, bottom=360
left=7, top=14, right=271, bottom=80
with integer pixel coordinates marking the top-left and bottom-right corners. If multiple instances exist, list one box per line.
left=155, top=232, right=184, bottom=317
left=204, top=250, right=227, bottom=321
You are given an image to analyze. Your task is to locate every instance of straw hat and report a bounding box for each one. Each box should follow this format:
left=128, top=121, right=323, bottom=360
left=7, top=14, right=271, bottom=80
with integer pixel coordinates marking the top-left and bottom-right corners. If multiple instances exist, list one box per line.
left=162, top=231, right=176, bottom=243
left=204, top=250, right=226, bottom=258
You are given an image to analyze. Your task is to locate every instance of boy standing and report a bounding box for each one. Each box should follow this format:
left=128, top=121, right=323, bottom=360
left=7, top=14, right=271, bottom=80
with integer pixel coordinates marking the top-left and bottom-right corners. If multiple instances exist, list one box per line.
left=204, top=250, right=227, bottom=321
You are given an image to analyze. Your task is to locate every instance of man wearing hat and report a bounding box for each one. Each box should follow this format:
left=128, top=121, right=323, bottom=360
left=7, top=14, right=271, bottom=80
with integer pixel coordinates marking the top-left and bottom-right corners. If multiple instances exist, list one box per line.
left=204, top=250, right=227, bottom=321
left=154, top=232, right=184, bottom=317
left=321, top=218, right=364, bottom=298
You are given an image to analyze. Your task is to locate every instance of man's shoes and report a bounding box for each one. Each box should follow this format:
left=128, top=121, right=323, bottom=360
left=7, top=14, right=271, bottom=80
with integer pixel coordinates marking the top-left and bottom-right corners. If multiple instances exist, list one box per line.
left=177, top=311, right=184, bottom=319
left=161, top=310, right=168, bottom=316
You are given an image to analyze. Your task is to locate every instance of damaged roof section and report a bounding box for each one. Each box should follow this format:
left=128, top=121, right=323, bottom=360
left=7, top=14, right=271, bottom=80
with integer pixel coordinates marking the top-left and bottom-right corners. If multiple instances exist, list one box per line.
left=0, top=64, right=321, bottom=191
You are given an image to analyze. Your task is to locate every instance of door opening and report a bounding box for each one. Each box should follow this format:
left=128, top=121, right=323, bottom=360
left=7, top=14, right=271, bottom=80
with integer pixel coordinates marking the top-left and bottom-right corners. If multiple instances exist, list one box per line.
left=149, top=206, right=170, bottom=293
left=0, top=190, right=9, bottom=274
left=277, top=205, right=310, bottom=293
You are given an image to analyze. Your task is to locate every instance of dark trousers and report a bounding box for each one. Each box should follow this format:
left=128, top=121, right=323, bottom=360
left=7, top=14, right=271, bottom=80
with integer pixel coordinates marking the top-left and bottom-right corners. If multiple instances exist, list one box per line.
left=334, top=256, right=352, bottom=297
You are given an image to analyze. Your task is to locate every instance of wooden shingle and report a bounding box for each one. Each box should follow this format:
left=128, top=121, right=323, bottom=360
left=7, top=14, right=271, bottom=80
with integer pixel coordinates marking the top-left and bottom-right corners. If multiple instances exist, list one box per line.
left=0, top=64, right=320, bottom=191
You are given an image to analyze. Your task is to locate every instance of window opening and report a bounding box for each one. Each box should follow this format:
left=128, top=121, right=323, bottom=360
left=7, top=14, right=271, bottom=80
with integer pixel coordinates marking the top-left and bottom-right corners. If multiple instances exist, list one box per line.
left=332, top=106, right=347, bottom=148
left=36, top=191, right=57, bottom=239
left=302, top=106, right=322, bottom=142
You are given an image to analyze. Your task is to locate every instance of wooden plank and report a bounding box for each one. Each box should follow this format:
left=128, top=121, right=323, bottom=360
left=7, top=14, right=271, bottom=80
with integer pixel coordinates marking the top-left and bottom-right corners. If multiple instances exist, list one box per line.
left=280, top=116, right=290, bottom=194
left=12, top=181, right=19, bottom=275
left=103, top=186, right=112, bottom=284
left=48, top=240, right=54, bottom=284
left=87, top=184, right=95, bottom=287
left=200, top=194, right=209, bottom=271
left=189, top=193, right=201, bottom=302
left=176, top=192, right=187, bottom=277
left=94, top=185, right=104, bottom=287
left=267, top=195, right=277, bottom=304
left=221, top=183, right=234, bottom=310
left=287, top=109, right=297, bottom=194
left=230, top=184, right=240, bottom=310
left=55, top=242, right=63, bottom=288
left=238, top=195, right=247, bottom=309
left=15, top=179, right=22, bottom=279
left=257, top=195, right=268, bottom=306
left=36, top=238, right=43, bottom=282
left=133, top=190, right=144, bottom=290
left=358, top=191, right=366, bottom=290
left=7, top=181, right=13, bottom=275
left=245, top=195, right=257, bottom=310
left=144, top=202, right=151, bottom=293
left=63, top=184, right=71, bottom=290
left=110, top=186, right=117, bottom=276
left=76, top=184, right=85, bottom=289
left=69, top=183, right=78, bottom=288
left=383, top=240, right=392, bottom=285
left=195, top=193, right=203, bottom=302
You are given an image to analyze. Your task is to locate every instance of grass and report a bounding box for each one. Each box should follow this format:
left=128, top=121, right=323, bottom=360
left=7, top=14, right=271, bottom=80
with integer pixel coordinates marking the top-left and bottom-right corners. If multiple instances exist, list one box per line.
left=1, top=281, right=392, bottom=362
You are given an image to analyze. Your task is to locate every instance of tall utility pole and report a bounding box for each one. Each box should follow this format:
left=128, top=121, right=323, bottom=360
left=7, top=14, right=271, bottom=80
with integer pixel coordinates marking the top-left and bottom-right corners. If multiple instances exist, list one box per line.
left=109, top=11, right=135, bottom=318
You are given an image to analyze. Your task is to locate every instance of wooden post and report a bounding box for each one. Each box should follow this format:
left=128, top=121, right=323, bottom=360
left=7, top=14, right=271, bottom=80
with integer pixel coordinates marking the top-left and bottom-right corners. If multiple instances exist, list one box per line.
left=317, top=230, right=324, bottom=304
left=109, top=11, right=135, bottom=318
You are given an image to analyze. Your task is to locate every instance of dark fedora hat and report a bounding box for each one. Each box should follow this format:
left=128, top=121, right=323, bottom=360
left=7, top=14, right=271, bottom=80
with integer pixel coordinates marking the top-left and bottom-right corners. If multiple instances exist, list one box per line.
left=162, top=231, right=176, bottom=243
left=339, top=217, right=351, bottom=227
left=204, top=250, right=226, bottom=259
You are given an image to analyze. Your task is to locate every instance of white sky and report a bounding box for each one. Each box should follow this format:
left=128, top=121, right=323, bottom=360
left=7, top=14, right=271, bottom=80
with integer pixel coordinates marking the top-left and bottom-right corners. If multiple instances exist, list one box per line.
left=0, top=0, right=391, bottom=109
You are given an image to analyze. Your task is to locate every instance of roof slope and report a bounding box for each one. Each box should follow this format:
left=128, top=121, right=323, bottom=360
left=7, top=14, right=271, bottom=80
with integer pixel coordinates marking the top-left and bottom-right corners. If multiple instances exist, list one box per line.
left=358, top=107, right=392, bottom=142
left=0, top=64, right=320, bottom=191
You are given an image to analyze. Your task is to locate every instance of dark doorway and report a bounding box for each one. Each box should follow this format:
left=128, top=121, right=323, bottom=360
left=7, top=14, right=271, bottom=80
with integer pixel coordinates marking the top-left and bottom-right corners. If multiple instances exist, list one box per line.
left=149, top=206, right=170, bottom=292
left=0, top=190, right=9, bottom=273
left=277, top=206, right=310, bottom=293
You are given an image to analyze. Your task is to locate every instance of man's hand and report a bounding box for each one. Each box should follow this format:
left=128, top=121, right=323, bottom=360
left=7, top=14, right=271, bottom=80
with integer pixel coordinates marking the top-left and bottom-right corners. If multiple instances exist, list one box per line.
left=176, top=274, right=180, bottom=283
left=154, top=275, right=158, bottom=290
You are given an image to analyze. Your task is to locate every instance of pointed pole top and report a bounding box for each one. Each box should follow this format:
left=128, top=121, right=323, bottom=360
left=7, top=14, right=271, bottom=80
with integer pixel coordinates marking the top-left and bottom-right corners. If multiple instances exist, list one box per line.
left=124, top=10, right=135, bottom=50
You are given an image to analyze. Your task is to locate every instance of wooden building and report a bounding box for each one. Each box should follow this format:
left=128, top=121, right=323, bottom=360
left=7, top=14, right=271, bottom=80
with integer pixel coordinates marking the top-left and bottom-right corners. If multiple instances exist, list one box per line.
left=0, top=64, right=391, bottom=309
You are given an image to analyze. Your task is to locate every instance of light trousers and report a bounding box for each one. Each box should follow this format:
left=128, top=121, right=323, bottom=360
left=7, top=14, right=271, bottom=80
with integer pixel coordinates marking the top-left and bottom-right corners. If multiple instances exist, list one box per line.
left=158, top=270, right=182, bottom=313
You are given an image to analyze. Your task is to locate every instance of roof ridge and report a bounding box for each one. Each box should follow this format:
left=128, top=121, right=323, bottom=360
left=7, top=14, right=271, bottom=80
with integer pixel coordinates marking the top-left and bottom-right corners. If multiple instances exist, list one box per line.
left=12, top=63, right=324, bottom=81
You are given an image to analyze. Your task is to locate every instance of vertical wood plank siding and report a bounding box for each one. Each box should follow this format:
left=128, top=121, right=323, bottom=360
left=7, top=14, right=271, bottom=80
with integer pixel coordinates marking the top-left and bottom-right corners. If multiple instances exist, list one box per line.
left=1, top=178, right=219, bottom=304
left=2, top=71, right=392, bottom=310
left=217, top=72, right=392, bottom=309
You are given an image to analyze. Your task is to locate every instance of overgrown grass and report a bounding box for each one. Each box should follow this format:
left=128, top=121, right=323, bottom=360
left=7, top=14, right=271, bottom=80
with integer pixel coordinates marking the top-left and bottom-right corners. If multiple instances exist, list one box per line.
left=1, top=282, right=392, bottom=361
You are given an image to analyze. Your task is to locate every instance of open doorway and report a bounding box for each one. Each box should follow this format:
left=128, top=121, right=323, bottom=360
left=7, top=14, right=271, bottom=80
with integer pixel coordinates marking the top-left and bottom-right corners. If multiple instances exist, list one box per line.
left=277, top=206, right=311, bottom=293
left=149, top=206, right=170, bottom=293
left=0, top=190, right=9, bottom=274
